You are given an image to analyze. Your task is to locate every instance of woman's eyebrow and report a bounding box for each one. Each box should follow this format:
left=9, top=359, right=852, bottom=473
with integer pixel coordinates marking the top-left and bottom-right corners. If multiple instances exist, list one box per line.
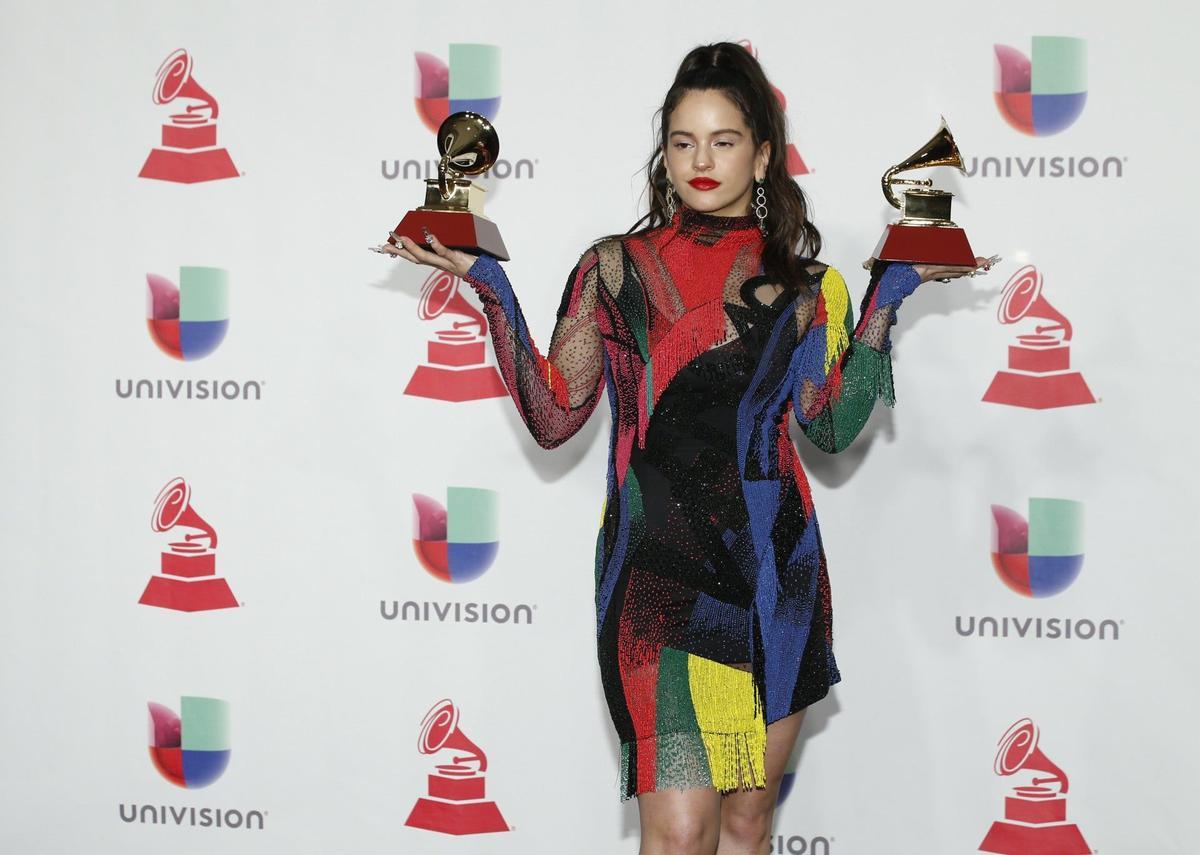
left=669, top=128, right=745, bottom=137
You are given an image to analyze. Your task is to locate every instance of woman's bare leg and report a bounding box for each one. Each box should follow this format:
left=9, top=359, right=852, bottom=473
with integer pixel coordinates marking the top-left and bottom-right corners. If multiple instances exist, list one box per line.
left=716, top=709, right=807, bottom=855
left=637, top=785, right=723, bottom=855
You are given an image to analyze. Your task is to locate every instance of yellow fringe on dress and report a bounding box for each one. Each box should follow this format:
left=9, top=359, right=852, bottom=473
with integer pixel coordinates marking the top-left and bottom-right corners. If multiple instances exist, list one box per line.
left=686, top=655, right=767, bottom=792
left=819, top=268, right=851, bottom=374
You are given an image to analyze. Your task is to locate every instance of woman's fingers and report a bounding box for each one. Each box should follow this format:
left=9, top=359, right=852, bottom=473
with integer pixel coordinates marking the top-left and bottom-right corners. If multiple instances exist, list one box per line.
left=394, top=235, right=455, bottom=272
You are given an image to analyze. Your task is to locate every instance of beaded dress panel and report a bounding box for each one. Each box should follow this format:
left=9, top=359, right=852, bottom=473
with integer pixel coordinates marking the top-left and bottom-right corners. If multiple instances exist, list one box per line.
left=463, top=207, right=920, bottom=799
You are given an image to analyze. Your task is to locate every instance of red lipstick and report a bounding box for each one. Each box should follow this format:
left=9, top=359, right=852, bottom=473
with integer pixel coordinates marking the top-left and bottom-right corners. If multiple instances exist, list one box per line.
left=688, top=177, right=720, bottom=190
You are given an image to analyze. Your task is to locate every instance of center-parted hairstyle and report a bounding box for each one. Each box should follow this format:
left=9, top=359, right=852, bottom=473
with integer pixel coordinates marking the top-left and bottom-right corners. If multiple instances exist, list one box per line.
left=615, top=42, right=822, bottom=290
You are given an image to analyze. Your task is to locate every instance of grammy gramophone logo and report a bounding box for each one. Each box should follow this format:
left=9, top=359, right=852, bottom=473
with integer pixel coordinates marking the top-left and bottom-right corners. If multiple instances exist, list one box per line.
left=403, top=269, right=506, bottom=403
left=979, top=718, right=1091, bottom=854
left=737, top=40, right=809, bottom=176
left=405, top=699, right=509, bottom=835
left=138, top=477, right=238, bottom=612
left=139, top=49, right=239, bottom=184
left=982, top=265, right=1095, bottom=410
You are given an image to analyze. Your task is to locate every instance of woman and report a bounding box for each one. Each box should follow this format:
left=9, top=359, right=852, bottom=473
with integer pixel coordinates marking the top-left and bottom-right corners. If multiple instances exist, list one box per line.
left=386, top=42, right=989, bottom=855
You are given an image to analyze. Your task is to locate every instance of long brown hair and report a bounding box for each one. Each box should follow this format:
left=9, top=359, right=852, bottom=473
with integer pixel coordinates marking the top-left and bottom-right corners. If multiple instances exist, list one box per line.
left=607, top=42, right=822, bottom=289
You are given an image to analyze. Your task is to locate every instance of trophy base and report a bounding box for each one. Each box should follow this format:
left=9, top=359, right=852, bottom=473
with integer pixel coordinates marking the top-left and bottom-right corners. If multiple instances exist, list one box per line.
left=404, top=797, right=508, bottom=835
left=390, top=210, right=510, bottom=261
left=138, top=575, right=239, bottom=612
left=138, top=148, right=239, bottom=184
left=982, top=371, right=1095, bottom=409
left=979, top=820, right=1090, bottom=854
left=873, top=223, right=976, bottom=267
left=404, top=364, right=508, bottom=402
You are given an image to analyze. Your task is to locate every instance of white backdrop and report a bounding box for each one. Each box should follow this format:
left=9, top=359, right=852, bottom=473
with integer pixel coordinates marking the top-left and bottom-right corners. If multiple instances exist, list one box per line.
left=2, top=1, right=1198, bottom=853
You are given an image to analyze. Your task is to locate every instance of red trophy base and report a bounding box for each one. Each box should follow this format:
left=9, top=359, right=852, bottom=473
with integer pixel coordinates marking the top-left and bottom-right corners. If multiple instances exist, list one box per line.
left=873, top=223, right=976, bottom=267
left=405, top=797, right=508, bottom=835
left=138, top=575, right=238, bottom=612
left=979, top=820, right=1090, bottom=854
left=390, top=210, right=509, bottom=261
left=139, top=148, right=239, bottom=184
left=982, top=371, right=1095, bottom=409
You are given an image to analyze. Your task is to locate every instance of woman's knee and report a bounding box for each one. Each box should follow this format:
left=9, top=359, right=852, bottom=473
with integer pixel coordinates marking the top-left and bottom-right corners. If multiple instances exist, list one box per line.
left=639, top=790, right=720, bottom=855
left=644, top=812, right=719, bottom=853
left=720, top=796, right=773, bottom=848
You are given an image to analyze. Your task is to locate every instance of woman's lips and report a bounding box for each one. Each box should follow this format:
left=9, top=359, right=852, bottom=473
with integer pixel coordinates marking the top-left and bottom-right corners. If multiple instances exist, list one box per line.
left=688, top=177, right=721, bottom=190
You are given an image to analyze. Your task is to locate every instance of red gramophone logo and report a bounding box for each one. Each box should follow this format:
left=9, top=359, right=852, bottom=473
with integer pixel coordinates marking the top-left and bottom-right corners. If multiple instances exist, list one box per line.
left=979, top=718, right=1091, bottom=854
left=737, top=40, right=810, bottom=175
left=138, top=49, right=239, bottom=184
left=403, top=269, right=506, bottom=402
left=982, top=265, right=1094, bottom=409
left=138, top=478, right=238, bottom=612
left=404, top=699, right=509, bottom=835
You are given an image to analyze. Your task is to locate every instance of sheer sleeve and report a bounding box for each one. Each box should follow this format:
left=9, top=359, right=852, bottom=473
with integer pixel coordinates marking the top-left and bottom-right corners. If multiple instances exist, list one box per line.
left=789, top=261, right=922, bottom=453
left=461, top=251, right=605, bottom=449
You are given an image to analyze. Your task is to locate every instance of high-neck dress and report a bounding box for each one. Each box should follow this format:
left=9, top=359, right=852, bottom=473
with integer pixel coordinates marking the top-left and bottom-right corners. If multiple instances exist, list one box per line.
left=463, top=206, right=920, bottom=800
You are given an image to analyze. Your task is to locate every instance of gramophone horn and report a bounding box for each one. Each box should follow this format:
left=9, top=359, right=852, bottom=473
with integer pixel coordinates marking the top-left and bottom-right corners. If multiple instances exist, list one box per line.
left=997, top=265, right=1073, bottom=340
left=152, top=49, right=219, bottom=118
left=152, top=477, right=218, bottom=547
left=435, top=111, right=500, bottom=199
left=417, top=699, right=488, bottom=771
left=881, top=118, right=965, bottom=209
left=993, top=717, right=1070, bottom=793
left=416, top=269, right=487, bottom=335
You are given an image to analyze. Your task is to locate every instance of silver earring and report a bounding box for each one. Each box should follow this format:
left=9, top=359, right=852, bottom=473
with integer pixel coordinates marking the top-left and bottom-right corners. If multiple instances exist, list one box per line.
left=665, top=183, right=677, bottom=221
left=754, top=179, right=768, bottom=236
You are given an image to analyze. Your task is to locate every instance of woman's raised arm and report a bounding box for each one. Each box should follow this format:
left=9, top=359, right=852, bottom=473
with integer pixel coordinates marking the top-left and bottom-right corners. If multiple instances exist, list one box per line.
left=387, top=233, right=606, bottom=449
left=461, top=251, right=606, bottom=449
left=787, top=261, right=921, bottom=453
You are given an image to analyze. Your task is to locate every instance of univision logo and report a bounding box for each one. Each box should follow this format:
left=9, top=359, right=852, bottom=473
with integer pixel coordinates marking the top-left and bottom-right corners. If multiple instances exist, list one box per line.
left=115, top=266, right=264, bottom=401
left=991, top=498, right=1083, bottom=598
left=146, top=267, right=228, bottom=361
left=966, top=36, right=1125, bottom=180
left=379, top=486, right=534, bottom=625
left=414, top=43, right=501, bottom=131
left=955, top=498, right=1122, bottom=641
left=413, top=487, right=499, bottom=583
left=120, top=696, right=266, bottom=830
left=994, top=37, right=1086, bottom=137
left=380, top=43, right=535, bottom=182
left=148, top=696, right=231, bottom=788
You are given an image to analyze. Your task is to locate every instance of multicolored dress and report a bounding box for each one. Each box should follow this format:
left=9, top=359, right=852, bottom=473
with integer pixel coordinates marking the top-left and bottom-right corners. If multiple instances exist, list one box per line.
left=463, top=206, right=922, bottom=800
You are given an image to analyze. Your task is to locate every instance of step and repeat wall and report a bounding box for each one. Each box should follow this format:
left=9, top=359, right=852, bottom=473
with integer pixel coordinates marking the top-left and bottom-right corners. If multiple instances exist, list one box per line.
left=2, top=1, right=1196, bottom=853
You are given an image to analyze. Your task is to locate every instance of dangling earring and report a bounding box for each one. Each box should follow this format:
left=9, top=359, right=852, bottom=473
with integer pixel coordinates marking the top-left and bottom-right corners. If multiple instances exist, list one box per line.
left=754, top=179, right=768, bottom=236
left=665, top=182, right=677, bottom=221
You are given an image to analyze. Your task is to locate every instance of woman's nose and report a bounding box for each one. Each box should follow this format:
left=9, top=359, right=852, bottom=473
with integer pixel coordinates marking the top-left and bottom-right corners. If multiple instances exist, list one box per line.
left=693, top=146, right=712, bottom=171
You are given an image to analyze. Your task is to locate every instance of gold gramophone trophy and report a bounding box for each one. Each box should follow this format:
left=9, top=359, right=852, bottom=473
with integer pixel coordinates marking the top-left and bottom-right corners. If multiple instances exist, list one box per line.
left=872, top=119, right=976, bottom=267
left=372, top=111, right=509, bottom=261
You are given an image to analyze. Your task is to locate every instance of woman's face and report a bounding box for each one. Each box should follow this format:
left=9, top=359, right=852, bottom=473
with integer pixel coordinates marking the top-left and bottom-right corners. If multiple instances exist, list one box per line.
left=663, top=88, right=770, bottom=219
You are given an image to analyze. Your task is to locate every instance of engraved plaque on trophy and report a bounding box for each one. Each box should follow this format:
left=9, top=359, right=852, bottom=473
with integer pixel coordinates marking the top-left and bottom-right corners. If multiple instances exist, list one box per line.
left=872, top=118, right=977, bottom=267
left=371, top=111, right=509, bottom=260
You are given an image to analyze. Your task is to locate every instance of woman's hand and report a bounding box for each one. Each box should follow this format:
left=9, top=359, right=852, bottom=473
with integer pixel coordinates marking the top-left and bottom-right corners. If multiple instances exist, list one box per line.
left=913, top=255, right=999, bottom=283
left=380, top=230, right=476, bottom=279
